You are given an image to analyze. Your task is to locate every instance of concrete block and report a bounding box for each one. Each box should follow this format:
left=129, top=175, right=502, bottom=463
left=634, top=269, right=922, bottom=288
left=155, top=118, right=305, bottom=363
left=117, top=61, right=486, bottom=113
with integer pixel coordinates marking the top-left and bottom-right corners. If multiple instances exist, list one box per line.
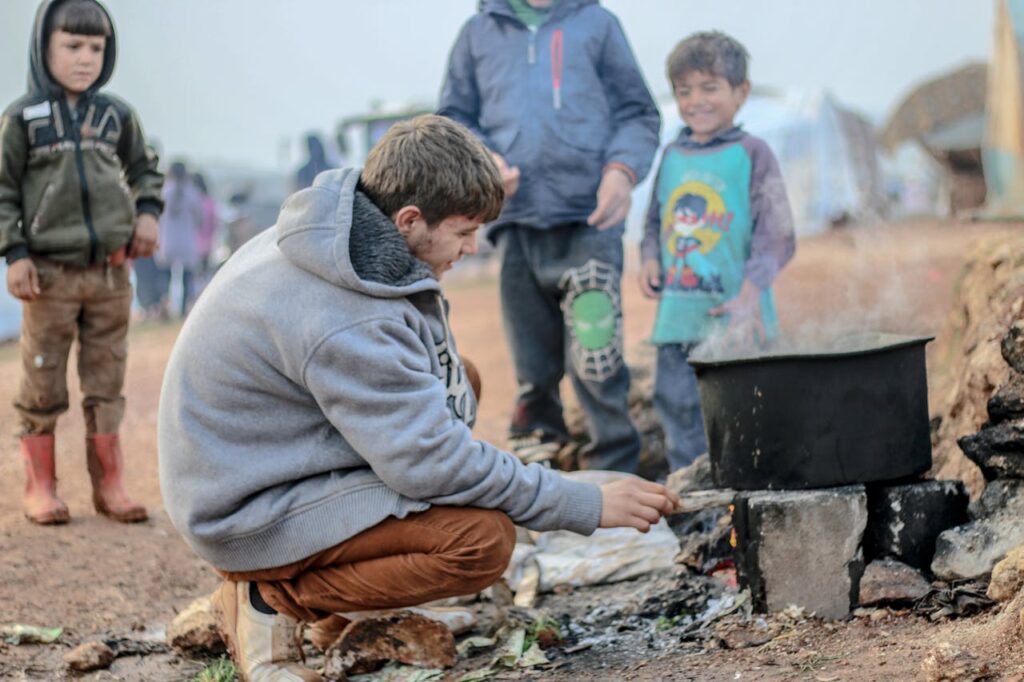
left=734, top=486, right=867, bottom=620
left=865, top=480, right=969, bottom=571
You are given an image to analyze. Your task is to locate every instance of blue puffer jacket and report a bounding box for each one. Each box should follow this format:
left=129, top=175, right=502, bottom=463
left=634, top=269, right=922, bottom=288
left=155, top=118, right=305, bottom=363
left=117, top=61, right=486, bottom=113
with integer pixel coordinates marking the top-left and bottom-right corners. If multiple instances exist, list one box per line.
left=438, top=0, right=660, bottom=232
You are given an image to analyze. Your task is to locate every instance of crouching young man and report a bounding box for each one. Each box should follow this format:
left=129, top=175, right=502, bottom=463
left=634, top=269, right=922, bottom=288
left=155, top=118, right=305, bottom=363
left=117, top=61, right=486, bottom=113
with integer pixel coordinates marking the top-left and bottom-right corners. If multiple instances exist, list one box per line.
left=158, top=115, right=679, bottom=681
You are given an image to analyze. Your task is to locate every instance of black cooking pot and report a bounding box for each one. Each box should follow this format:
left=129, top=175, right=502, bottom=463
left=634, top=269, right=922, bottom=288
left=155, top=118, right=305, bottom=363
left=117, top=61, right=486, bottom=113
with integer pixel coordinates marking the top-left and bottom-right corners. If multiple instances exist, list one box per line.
left=689, top=334, right=933, bottom=490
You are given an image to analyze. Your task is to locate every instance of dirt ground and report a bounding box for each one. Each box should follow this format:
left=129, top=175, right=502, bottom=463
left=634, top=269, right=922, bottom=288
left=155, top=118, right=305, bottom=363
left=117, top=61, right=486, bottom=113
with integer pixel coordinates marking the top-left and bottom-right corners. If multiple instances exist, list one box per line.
left=0, top=218, right=1022, bottom=681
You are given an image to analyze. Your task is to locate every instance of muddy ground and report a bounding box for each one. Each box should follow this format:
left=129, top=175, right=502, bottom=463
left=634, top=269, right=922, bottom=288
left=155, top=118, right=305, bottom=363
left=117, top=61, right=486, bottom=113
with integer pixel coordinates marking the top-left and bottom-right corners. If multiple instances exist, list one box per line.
left=1, top=219, right=1022, bottom=681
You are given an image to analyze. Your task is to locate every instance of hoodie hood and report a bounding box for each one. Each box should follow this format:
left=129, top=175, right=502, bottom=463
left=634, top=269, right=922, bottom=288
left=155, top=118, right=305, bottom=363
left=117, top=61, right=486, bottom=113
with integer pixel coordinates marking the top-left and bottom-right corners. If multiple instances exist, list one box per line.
left=480, top=0, right=597, bottom=22
left=275, top=167, right=438, bottom=299
left=29, top=0, right=117, bottom=97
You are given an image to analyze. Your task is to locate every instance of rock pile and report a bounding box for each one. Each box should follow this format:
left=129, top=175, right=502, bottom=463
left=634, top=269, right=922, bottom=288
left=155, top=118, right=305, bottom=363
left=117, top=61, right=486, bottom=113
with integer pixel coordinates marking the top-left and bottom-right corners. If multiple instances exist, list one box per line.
left=932, top=321, right=1024, bottom=579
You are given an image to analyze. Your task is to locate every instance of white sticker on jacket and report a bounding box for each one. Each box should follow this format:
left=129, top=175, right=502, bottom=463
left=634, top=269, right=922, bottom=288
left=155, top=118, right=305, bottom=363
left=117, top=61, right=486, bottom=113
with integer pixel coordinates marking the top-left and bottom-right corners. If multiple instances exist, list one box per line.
left=435, top=339, right=476, bottom=427
left=22, top=101, right=52, bottom=121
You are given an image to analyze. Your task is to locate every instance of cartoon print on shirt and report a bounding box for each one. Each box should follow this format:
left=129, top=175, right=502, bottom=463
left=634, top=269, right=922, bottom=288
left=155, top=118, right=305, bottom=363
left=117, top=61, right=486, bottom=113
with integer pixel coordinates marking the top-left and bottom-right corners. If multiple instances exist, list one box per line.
left=661, top=180, right=733, bottom=294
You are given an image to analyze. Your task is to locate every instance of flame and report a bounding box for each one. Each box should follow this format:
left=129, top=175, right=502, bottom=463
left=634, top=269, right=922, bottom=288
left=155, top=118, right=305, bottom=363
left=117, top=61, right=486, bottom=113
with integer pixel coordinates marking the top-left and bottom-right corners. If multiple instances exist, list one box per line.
left=729, top=528, right=737, bottom=548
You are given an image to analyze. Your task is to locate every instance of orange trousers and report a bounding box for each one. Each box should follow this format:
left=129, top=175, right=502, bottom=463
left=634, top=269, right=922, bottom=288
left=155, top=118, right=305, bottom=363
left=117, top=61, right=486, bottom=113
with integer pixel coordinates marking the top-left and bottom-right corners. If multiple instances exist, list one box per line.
left=219, top=506, right=516, bottom=623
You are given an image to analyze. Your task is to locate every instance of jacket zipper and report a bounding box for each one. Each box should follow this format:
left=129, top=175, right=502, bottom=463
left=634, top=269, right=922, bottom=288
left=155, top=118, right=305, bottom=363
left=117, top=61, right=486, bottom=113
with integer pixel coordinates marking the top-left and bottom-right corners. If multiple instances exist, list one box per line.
left=551, top=28, right=564, bottom=110
left=30, top=183, right=56, bottom=234
left=528, top=27, right=537, bottom=64
left=62, top=98, right=99, bottom=264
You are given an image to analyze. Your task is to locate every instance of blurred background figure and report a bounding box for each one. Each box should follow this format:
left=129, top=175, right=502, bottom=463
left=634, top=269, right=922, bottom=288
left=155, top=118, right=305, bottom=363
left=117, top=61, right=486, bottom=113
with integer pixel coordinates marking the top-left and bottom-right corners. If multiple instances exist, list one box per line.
left=192, top=173, right=221, bottom=295
left=294, top=132, right=332, bottom=190
left=156, top=161, right=204, bottom=317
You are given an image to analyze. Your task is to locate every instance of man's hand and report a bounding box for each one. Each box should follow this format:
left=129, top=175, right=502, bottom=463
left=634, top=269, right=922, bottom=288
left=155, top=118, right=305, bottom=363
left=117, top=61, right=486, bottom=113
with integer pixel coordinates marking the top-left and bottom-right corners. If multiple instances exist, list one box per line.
left=599, top=477, right=681, bottom=533
left=709, top=279, right=765, bottom=351
left=128, top=213, right=160, bottom=259
left=587, top=167, right=633, bottom=231
left=7, top=258, right=40, bottom=301
left=639, top=259, right=662, bottom=299
left=490, top=152, right=521, bottom=199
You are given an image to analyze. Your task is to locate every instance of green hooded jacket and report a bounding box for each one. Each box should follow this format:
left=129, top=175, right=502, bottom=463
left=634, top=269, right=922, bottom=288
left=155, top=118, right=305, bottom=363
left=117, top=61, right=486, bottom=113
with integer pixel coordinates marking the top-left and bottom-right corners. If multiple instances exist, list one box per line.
left=0, top=0, right=164, bottom=267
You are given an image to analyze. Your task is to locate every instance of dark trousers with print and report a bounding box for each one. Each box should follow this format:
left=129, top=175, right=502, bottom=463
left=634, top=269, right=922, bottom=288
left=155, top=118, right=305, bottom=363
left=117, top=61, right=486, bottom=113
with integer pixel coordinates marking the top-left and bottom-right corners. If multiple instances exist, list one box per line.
left=495, top=222, right=640, bottom=473
left=15, top=259, right=132, bottom=435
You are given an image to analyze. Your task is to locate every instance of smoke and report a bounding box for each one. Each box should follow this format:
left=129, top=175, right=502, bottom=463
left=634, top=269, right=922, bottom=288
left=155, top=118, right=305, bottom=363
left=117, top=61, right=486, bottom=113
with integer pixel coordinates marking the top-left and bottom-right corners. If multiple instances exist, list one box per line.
left=691, top=220, right=942, bottom=362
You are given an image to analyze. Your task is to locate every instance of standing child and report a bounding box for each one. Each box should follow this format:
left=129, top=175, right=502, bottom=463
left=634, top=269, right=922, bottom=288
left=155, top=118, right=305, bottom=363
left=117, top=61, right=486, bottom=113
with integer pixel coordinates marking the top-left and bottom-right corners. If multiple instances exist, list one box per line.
left=639, top=31, right=796, bottom=472
left=438, top=0, right=661, bottom=473
left=156, top=161, right=203, bottom=316
left=0, top=0, right=163, bottom=524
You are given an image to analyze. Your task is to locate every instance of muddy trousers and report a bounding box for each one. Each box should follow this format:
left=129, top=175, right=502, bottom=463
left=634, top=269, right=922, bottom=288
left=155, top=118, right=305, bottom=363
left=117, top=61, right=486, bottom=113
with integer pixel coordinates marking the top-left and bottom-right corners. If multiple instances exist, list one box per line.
left=15, top=260, right=132, bottom=435
left=219, top=507, right=516, bottom=624
left=496, top=223, right=641, bottom=473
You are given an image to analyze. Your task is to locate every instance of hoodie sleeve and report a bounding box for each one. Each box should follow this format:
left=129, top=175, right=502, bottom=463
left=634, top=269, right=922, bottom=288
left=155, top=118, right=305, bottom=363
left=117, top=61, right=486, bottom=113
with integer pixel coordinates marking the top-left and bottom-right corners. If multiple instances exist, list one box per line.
left=0, top=111, right=28, bottom=264
left=743, top=137, right=796, bottom=289
left=116, top=104, right=164, bottom=218
left=437, top=20, right=494, bottom=149
left=640, top=152, right=667, bottom=264
left=304, top=318, right=603, bottom=535
left=597, top=15, right=660, bottom=185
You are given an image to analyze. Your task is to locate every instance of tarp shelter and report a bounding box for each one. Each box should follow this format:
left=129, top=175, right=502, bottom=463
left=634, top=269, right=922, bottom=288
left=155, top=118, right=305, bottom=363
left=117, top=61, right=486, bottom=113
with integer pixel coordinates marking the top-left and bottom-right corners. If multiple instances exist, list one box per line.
left=984, top=0, right=1024, bottom=216
left=881, top=62, right=988, bottom=215
left=628, top=89, right=886, bottom=240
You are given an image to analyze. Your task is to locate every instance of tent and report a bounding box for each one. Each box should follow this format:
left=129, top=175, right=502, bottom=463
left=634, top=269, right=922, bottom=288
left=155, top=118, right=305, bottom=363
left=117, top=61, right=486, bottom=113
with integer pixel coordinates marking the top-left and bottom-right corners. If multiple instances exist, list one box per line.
left=881, top=62, right=988, bottom=215
left=627, top=89, right=886, bottom=241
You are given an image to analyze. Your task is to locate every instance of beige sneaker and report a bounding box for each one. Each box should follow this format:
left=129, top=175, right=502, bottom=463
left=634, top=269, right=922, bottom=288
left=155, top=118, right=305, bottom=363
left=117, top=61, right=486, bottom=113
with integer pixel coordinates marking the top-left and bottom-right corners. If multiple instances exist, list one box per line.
left=211, top=580, right=322, bottom=682
left=508, top=430, right=562, bottom=465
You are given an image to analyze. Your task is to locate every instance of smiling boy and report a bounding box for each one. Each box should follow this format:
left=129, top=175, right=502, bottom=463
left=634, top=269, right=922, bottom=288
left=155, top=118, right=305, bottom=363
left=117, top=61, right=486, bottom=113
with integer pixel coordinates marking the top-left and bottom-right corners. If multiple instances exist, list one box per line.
left=638, top=31, right=797, bottom=473
left=159, top=115, right=680, bottom=680
left=0, top=0, right=163, bottom=524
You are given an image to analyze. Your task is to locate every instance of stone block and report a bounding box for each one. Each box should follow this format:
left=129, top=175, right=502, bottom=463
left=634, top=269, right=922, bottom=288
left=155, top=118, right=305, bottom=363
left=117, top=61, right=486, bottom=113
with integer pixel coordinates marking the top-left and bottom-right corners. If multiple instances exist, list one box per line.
left=958, top=420, right=1024, bottom=480
left=167, top=595, right=225, bottom=655
left=932, top=511, right=1024, bottom=580
left=865, top=480, right=969, bottom=571
left=970, top=478, right=1024, bottom=518
left=734, top=486, right=867, bottom=620
left=64, top=641, right=114, bottom=673
left=1001, top=320, right=1024, bottom=375
left=988, top=372, right=1024, bottom=422
left=858, top=559, right=931, bottom=606
left=988, top=544, right=1024, bottom=601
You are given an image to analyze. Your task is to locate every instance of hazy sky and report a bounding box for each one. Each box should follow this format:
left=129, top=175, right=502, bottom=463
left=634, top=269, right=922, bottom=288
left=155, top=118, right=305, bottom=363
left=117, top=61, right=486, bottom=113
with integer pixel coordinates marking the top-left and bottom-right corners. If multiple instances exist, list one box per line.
left=0, top=1, right=994, bottom=171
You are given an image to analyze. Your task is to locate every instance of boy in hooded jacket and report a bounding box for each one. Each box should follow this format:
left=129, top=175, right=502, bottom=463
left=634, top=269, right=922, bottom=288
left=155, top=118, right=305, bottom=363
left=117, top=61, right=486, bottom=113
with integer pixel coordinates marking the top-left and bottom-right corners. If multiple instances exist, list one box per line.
left=0, top=0, right=163, bottom=525
left=438, top=0, right=661, bottom=473
left=159, top=115, right=679, bottom=681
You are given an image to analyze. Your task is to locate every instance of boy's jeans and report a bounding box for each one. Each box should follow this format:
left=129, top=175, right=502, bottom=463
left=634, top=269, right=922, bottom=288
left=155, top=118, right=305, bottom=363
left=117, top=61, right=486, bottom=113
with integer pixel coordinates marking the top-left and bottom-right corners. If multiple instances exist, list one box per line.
left=654, top=343, right=709, bottom=472
left=219, top=506, right=516, bottom=623
left=15, top=260, right=132, bottom=435
left=496, top=222, right=641, bottom=474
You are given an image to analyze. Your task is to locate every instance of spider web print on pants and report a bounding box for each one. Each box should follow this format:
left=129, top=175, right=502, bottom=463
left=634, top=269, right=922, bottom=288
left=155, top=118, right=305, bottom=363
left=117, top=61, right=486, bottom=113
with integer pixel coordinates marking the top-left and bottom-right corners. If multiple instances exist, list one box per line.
left=559, top=259, right=624, bottom=382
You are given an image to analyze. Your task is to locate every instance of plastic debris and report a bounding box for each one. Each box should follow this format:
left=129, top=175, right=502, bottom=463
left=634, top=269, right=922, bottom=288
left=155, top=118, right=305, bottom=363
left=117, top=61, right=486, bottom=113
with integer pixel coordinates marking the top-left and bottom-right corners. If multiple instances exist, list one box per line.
left=0, top=624, right=63, bottom=645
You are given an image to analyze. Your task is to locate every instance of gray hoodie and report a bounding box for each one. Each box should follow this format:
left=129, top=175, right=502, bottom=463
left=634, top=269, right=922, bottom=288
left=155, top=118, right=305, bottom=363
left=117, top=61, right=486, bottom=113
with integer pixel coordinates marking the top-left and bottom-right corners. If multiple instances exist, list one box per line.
left=158, top=168, right=603, bottom=572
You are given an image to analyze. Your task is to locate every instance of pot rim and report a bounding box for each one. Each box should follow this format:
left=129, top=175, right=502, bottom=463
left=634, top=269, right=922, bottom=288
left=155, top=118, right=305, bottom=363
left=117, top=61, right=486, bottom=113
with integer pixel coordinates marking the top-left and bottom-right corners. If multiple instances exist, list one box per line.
left=688, top=332, right=935, bottom=369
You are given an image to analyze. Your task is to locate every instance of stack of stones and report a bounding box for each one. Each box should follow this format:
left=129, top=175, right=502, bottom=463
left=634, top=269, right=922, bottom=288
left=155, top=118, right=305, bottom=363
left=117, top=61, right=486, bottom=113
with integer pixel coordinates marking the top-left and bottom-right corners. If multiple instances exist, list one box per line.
left=732, top=476, right=969, bottom=620
left=934, top=321, right=1024, bottom=580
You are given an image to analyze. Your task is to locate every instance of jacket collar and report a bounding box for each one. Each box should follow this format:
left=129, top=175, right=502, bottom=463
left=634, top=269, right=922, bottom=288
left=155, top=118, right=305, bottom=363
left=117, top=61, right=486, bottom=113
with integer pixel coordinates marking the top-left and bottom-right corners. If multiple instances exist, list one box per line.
left=674, top=125, right=745, bottom=150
